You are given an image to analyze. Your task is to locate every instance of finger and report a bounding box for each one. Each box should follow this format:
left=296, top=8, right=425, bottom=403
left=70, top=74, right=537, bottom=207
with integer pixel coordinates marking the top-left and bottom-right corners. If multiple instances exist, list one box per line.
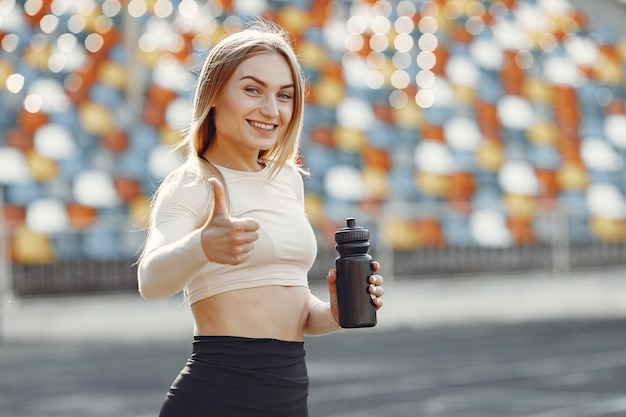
left=235, top=242, right=255, bottom=256
left=369, top=283, right=385, bottom=297
left=326, top=268, right=337, bottom=285
left=370, top=261, right=380, bottom=273
left=230, top=248, right=253, bottom=265
left=226, top=240, right=258, bottom=264
left=208, top=177, right=228, bottom=218
left=235, top=231, right=259, bottom=244
left=369, top=274, right=383, bottom=285
left=326, top=269, right=340, bottom=322
left=232, top=217, right=260, bottom=232
left=369, top=284, right=384, bottom=297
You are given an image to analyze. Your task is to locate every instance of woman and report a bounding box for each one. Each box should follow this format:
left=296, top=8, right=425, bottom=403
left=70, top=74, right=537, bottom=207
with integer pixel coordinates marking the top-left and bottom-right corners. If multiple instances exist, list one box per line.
left=138, top=19, right=385, bottom=416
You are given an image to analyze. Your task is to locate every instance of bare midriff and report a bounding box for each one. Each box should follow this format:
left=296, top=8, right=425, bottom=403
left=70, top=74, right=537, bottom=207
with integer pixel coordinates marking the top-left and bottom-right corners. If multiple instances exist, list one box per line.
left=190, top=285, right=310, bottom=342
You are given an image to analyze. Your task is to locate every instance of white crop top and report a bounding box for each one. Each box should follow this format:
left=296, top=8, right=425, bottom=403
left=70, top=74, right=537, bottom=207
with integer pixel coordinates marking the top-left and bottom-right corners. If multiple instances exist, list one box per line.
left=138, top=161, right=340, bottom=334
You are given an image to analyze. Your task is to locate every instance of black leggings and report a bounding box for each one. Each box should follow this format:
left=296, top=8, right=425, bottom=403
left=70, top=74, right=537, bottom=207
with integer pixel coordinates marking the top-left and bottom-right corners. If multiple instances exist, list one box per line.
left=159, top=336, right=309, bottom=417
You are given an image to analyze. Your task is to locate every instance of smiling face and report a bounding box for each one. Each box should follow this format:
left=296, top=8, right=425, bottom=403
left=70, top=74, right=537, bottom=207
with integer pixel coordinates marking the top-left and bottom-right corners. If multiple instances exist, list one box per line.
left=207, top=52, right=295, bottom=169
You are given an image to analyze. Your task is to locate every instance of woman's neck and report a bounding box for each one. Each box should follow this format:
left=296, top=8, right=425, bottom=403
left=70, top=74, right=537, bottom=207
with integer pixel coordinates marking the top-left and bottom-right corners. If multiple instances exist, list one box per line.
left=202, top=150, right=264, bottom=172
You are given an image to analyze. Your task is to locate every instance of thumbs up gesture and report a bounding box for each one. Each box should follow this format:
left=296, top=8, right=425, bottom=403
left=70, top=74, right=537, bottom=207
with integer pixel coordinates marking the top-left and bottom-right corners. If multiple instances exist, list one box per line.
left=200, top=178, right=260, bottom=265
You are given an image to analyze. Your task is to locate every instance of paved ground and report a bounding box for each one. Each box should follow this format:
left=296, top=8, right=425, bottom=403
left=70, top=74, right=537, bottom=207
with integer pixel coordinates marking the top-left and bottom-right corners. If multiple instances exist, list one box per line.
left=1, top=269, right=625, bottom=417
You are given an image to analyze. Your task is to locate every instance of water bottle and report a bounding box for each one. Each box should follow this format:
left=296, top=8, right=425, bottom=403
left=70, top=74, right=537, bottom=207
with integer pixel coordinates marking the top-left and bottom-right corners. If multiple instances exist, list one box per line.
left=334, top=218, right=377, bottom=328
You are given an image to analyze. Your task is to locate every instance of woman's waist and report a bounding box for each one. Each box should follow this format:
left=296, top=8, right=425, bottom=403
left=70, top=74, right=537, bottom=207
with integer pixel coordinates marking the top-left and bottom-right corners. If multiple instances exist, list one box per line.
left=190, top=285, right=310, bottom=341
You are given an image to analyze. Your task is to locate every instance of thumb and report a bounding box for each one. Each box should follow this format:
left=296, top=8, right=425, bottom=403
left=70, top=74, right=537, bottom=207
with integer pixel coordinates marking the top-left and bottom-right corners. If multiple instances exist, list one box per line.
left=208, top=177, right=228, bottom=218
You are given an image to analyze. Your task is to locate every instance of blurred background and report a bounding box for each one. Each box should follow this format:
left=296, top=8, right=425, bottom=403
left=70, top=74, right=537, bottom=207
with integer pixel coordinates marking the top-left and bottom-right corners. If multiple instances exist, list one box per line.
left=2, top=0, right=626, bottom=297
left=1, top=1, right=626, bottom=416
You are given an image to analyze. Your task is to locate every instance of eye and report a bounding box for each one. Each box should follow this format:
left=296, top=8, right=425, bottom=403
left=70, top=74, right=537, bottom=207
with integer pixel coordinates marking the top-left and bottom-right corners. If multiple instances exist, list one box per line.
left=244, top=86, right=261, bottom=95
left=278, top=92, right=293, bottom=100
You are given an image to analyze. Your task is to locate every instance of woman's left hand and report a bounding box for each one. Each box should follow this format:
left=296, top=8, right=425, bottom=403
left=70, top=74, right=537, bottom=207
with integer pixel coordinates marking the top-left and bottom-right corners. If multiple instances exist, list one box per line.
left=327, top=261, right=385, bottom=324
left=367, top=261, right=384, bottom=309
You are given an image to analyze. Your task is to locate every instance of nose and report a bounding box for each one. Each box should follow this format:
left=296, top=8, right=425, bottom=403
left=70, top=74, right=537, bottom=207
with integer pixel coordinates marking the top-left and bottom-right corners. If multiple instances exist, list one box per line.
left=260, top=95, right=279, bottom=117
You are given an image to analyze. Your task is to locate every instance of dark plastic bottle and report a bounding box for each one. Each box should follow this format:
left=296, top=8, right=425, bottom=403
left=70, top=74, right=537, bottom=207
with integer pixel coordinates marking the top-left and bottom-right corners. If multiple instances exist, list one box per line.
left=334, top=218, right=377, bottom=328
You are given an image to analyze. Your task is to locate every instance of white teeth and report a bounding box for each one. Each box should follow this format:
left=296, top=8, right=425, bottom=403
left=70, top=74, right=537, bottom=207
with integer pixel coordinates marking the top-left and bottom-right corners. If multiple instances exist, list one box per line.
left=249, top=120, right=275, bottom=131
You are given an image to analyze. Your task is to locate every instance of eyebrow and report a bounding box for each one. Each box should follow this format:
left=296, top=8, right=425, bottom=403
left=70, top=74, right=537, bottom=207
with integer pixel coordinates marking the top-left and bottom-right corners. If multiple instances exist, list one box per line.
left=240, top=75, right=295, bottom=90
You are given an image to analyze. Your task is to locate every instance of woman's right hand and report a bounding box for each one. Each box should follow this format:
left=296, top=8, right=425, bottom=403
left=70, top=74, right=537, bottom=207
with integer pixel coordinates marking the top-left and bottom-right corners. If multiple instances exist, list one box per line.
left=200, top=178, right=259, bottom=265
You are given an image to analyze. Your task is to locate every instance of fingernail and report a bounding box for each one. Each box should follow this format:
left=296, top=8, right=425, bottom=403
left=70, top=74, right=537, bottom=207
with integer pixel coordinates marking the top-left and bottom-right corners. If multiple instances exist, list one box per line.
left=370, top=292, right=376, bottom=300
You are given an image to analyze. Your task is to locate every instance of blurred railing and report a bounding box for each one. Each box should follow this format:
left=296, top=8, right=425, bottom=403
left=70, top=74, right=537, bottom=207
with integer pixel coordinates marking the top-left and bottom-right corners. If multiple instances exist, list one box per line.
left=308, top=223, right=626, bottom=281
left=2, top=211, right=626, bottom=298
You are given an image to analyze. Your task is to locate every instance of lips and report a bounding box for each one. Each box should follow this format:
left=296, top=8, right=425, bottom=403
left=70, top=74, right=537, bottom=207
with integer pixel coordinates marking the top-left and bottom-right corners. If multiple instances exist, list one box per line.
left=248, top=120, right=277, bottom=131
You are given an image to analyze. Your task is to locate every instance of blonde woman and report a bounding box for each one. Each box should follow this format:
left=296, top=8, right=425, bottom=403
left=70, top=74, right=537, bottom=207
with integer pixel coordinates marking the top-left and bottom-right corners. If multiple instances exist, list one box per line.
left=138, top=19, right=384, bottom=416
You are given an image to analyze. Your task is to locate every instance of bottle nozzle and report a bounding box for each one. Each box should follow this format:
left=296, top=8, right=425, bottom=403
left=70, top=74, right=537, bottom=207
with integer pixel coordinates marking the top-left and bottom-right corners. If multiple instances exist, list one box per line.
left=335, top=217, right=369, bottom=243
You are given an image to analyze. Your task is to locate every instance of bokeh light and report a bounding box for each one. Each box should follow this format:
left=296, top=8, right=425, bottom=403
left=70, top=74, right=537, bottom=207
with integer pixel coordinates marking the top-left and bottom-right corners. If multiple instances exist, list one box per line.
left=586, top=183, right=625, bottom=219
left=324, top=165, right=365, bottom=201
left=470, top=209, right=512, bottom=247
left=498, top=160, right=539, bottom=195
left=6, top=73, right=25, bottom=93
left=0, top=148, right=31, bottom=184
left=34, top=124, right=77, bottom=159
left=73, top=169, right=120, bottom=208
left=26, top=198, right=68, bottom=234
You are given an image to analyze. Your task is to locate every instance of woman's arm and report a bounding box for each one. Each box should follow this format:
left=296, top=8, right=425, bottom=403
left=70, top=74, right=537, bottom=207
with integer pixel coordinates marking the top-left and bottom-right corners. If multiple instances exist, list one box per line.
left=137, top=175, right=212, bottom=299
left=304, top=291, right=342, bottom=336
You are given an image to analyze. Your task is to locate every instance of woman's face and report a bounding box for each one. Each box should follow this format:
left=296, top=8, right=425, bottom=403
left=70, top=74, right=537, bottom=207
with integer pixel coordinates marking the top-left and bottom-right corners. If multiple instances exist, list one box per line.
left=210, top=52, right=295, bottom=161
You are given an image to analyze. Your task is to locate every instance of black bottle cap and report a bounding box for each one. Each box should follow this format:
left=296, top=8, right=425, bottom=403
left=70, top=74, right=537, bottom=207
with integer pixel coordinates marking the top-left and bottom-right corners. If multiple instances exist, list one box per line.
left=335, top=217, right=369, bottom=243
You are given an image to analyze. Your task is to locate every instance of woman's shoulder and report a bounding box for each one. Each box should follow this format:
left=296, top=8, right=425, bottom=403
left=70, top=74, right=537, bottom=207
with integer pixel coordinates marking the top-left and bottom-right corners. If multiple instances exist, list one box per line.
left=272, top=160, right=307, bottom=180
left=271, top=161, right=307, bottom=204
left=154, top=162, right=213, bottom=208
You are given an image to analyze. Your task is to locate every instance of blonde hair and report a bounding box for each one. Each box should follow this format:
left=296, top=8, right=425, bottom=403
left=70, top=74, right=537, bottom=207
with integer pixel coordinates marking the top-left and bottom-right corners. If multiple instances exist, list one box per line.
left=138, top=19, right=306, bottom=261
